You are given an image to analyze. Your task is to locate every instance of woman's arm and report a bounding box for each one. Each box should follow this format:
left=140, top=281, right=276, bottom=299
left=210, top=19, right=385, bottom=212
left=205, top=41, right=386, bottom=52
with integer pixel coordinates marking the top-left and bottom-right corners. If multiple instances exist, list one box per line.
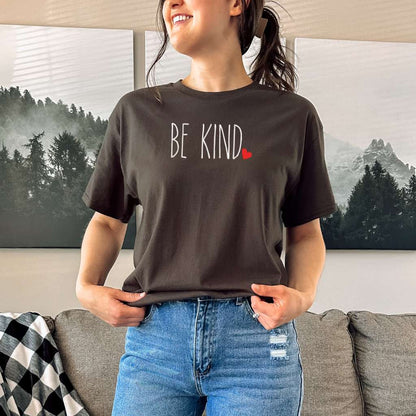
left=249, top=218, right=327, bottom=329
left=76, top=212, right=127, bottom=296
left=284, top=218, right=327, bottom=311
left=75, top=212, right=147, bottom=327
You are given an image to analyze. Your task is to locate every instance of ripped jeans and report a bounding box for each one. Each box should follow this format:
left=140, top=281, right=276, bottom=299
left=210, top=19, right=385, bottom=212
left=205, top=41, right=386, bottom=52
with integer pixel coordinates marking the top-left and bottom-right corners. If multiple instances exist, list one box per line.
left=111, top=296, right=304, bottom=416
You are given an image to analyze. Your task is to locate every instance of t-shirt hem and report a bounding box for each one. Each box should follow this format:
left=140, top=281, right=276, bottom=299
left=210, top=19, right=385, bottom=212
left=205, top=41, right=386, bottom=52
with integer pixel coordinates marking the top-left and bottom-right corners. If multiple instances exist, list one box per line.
left=81, top=191, right=131, bottom=224
left=283, top=203, right=337, bottom=228
left=122, top=288, right=278, bottom=307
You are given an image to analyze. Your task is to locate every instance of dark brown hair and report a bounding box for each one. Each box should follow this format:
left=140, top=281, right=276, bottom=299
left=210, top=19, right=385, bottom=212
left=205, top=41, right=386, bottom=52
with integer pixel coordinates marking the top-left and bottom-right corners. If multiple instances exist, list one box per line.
left=146, top=0, right=297, bottom=103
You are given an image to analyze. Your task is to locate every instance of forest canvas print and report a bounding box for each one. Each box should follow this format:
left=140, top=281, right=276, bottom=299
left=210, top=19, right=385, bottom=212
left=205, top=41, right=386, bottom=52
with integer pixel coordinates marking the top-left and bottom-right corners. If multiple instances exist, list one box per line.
left=295, top=37, right=416, bottom=249
left=0, top=24, right=135, bottom=247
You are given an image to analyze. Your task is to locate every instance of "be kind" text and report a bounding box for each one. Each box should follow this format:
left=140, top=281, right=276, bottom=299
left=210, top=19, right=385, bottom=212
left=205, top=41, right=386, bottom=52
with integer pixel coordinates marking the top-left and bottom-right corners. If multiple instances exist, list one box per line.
left=170, top=122, right=247, bottom=159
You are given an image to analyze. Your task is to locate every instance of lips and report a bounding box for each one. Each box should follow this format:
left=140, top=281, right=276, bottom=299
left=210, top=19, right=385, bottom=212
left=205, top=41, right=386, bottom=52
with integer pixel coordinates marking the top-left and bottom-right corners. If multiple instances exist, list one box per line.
left=173, top=18, right=192, bottom=26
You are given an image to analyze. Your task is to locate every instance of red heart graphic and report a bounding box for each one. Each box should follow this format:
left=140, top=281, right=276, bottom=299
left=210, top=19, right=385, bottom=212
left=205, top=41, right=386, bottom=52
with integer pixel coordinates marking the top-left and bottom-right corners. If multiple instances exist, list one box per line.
left=242, top=148, right=252, bottom=159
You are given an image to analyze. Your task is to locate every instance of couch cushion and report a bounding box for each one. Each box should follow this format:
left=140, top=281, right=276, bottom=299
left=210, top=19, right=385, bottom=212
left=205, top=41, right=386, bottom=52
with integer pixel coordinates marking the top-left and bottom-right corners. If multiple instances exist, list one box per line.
left=52, top=309, right=126, bottom=416
left=295, top=309, right=364, bottom=416
left=348, top=311, right=416, bottom=416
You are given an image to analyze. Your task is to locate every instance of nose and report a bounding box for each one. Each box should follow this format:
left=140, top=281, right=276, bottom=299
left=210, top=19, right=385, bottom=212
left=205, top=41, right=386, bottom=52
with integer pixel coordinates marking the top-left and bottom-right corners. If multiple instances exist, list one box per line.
left=165, top=0, right=183, bottom=8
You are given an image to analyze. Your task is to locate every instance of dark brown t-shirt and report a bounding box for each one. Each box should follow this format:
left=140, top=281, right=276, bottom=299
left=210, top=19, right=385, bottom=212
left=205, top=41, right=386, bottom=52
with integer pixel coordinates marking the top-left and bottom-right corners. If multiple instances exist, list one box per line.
left=82, top=79, right=337, bottom=307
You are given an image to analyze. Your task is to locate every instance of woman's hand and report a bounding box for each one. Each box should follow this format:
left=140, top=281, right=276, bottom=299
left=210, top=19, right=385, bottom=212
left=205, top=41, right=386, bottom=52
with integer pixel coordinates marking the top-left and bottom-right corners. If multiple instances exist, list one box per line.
left=250, top=283, right=313, bottom=330
left=76, top=283, right=147, bottom=327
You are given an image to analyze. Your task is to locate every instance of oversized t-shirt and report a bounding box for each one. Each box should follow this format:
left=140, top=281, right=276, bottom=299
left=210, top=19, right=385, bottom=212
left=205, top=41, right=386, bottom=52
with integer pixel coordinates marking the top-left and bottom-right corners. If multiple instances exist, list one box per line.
left=81, top=79, right=337, bottom=307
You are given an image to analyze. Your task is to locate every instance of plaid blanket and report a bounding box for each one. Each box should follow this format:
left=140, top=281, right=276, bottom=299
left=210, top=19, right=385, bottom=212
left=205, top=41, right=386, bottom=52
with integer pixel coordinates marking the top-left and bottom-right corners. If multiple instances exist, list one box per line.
left=0, top=311, right=89, bottom=416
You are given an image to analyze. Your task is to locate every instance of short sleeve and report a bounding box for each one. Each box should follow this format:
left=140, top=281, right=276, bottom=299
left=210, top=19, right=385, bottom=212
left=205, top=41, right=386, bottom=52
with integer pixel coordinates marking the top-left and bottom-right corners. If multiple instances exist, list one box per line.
left=281, top=108, right=337, bottom=227
left=81, top=100, right=139, bottom=224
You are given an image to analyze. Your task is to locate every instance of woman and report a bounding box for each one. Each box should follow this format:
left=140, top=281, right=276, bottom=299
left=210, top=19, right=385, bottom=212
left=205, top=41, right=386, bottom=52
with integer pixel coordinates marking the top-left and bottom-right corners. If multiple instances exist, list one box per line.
left=76, top=0, right=337, bottom=415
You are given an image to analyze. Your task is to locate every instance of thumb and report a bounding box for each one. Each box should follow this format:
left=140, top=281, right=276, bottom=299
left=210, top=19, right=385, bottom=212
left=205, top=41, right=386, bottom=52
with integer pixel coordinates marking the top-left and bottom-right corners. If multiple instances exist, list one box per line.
left=118, top=290, right=146, bottom=301
left=251, top=283, right=267, bottom=294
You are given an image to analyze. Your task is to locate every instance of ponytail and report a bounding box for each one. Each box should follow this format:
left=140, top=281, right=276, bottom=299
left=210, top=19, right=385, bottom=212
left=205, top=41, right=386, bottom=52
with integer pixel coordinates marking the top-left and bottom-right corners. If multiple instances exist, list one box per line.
left=241, top=1, right=297, bottom=92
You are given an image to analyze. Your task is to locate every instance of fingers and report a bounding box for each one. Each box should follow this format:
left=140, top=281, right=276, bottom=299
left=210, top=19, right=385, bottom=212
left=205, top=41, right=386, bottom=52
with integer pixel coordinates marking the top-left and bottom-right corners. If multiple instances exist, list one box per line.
left=115, top=290, right=146, bottom=302
left=250, top=296, right=276, bottom=318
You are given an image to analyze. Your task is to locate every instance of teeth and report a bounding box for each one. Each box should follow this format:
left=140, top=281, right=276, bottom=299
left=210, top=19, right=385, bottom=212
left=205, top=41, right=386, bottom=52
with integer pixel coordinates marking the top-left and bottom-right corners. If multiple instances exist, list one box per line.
left=173, top=15, right=192, bottom=24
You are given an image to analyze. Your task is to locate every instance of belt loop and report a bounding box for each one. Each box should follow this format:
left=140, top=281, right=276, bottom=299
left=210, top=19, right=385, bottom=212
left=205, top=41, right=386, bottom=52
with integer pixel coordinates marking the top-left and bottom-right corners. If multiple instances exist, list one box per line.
left=235, top=296, right=244, bottom=305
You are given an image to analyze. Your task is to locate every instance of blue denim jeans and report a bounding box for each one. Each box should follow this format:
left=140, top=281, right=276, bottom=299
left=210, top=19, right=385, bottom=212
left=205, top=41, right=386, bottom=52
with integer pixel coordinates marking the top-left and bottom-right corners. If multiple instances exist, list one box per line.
left=111, top=296, right=304, bottom=416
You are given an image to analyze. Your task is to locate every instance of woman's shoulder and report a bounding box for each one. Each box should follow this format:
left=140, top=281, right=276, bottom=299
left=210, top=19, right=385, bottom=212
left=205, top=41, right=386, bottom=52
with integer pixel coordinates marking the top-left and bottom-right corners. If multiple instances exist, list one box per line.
left=117, top=85, right=159, bottom=103
left=246, top=82, right=319, bottom=116
left=275, top=88, right=318, bottom=113
left=115, top=82, right=177, bottom=108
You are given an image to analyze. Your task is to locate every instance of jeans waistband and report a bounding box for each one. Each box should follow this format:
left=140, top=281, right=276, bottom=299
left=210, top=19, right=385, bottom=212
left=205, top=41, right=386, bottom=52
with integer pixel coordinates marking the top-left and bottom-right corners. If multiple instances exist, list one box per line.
left=171, top=296, right=248, bottom=306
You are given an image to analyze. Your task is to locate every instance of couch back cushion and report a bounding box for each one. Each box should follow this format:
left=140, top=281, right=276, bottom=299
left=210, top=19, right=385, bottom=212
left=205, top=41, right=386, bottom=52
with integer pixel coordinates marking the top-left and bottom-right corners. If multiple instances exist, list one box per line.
left=53, top=309, right=126, bottom=416
left=296, top=309, right=364, bottom=415
left=348, top=311, right=416, bottom=416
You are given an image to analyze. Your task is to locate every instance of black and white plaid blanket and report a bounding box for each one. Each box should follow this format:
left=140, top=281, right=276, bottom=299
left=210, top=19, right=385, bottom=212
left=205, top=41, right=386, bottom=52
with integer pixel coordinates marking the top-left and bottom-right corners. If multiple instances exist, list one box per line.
left=0, top=311, right=89, bottom=416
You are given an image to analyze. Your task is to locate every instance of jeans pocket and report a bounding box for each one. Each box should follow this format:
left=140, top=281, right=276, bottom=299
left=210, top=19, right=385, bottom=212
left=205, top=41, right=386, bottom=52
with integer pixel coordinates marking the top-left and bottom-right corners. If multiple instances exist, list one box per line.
left=139, top=303, right=157, bottom=325
left=243, top=298, right=291, bottom=331
left=243, top=297, right=260, bottom=322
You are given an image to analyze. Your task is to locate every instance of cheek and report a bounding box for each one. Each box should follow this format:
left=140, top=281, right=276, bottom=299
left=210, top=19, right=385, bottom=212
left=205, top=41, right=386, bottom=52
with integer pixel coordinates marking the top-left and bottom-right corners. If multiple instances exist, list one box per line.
left=197, top=14, right=227, bottom=39
left=162, top=3, right=172, bottom=26
left=162, top=12, right=169, bottom=29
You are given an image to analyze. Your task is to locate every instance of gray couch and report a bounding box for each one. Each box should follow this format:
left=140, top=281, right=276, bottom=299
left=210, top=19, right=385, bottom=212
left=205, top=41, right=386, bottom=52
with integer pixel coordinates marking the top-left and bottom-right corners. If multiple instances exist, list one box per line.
left=45, top=308, right=416, bottom=416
